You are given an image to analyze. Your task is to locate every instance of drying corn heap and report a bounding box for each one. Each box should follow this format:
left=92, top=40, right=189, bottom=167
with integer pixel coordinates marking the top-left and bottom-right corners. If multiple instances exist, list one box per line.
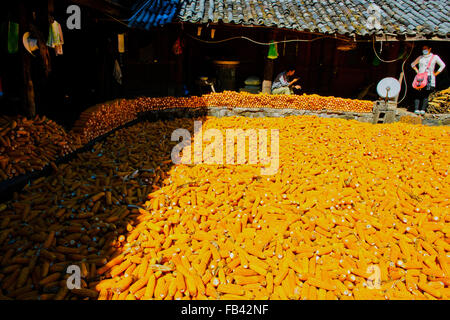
left=1, top=92, right=373, bottom=182
left=71, top=92, right=373, bottom=145
left=0, top=115, right=449, bottom=300
left=0, top=115, right=77, bottom=180
left=428, top=88, right=450, bottom=115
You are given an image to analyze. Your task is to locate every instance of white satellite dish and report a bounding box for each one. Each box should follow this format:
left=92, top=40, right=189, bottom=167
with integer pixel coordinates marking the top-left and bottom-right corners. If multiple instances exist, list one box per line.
left=377, top=77, right=401, bottom=99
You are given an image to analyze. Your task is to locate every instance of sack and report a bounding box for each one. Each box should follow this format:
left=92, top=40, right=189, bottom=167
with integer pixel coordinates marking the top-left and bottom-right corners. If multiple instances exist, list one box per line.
left=244, top=76, right=261, bottom=86
left=413, top=54, right=434, bottom=89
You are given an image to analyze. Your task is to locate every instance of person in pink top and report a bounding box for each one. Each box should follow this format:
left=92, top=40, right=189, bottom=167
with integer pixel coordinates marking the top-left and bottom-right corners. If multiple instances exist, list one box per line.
left=411, top=45, right=446, bottom=115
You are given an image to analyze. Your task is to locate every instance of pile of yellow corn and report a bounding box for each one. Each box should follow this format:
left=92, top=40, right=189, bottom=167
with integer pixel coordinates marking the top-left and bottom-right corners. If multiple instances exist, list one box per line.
left=0, top=92, right=373, bottom=182
left=71, top=92, right=373, bottom=145
left=94, top=117, right=449, bottom=300
left=0, top=119, right=184, bottom=300
left=0, top=116, right=448, bottom=300
left=0, top=115, right=75, bottom=180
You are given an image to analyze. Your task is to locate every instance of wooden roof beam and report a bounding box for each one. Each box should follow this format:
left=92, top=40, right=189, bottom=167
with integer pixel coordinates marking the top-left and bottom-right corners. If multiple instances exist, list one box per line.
left=374, top=34, right=450, bottom=42
left=69, top=0, right=128, bottom=17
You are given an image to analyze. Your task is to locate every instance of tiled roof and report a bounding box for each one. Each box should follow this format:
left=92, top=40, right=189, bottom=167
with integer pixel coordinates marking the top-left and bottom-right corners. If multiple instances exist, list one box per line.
left=128, top=0, right=180, bottom=28
left=130, top=0, right=450, bottom=38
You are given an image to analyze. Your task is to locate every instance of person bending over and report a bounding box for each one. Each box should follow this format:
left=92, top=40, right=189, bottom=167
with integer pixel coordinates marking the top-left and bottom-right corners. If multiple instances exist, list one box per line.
left=271, top=68, right=301, bottom=95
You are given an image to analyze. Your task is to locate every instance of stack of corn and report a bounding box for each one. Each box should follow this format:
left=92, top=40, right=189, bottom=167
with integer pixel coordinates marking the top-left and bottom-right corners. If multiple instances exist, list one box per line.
left=0, top=119, right=182, bottom=300
left=399, top=116, right=422, bottom=125
left=1, top=116, right=448, bottom=300
left=0, top=92, right=374, bottom=183
left=0, top=115, right=75, bottom=180
left=428, top=88, right=450, bottom=114
left=93, top=117, right=449, bottom=300
left=70, top=93, right=373, bottom=147
left=202, top=92, right=373, bottom=113
left=70, top=100, right=146, bottom=145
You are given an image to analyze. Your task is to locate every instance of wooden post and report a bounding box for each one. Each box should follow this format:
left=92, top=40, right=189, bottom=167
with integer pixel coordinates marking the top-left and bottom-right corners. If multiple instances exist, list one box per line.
left=161, top=27, right=171, bottom=96
left=304, top=34, right=312, bottom=92
left=262, top=59, right=274, bottom=94
left=332, top=40, right=341, bottom=96
left=175, top=53, right=183, bottom=96
left=387, top=41, right=400, bottom=77
left=317, top=39, right=326, bottom=95
left=262, top=30, right=276, bottom=94
left=174, top=28, right=184, bottom=97
left=19, top=1, right=36, bottom=117
left=186, top=33, right=194, bottom=94
left=48, top=0, right=54, bottom=19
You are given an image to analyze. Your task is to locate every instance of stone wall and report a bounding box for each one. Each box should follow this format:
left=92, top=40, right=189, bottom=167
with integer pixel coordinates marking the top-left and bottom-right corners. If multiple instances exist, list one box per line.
left=207, top=107, right=374, bottom=122
left=206, top=106, right=450, bottom=126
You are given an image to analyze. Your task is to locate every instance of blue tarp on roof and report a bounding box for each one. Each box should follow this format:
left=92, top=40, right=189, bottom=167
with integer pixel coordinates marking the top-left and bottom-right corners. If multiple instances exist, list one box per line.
left=128, top=0, right=181, bottom=29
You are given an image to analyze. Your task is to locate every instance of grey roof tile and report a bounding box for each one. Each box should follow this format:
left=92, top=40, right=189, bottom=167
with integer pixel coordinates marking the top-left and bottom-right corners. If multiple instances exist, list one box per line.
left=207, top=0, right=214, bottom=22
left=130, top=0, right=450, bottom=37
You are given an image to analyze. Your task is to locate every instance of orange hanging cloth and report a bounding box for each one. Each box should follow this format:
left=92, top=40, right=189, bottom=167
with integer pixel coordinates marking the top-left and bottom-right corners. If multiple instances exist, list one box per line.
left=172, top=37, right=184, bottom=55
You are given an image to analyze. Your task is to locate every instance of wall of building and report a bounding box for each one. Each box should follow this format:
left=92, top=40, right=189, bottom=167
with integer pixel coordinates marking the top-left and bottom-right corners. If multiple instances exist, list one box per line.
left=124, top=24, right=450, bottom=106
left=0, top=0, right=128, bottom=127
left=1, top=2, right=448, bottom=126
left=167, top=24, right=447, bottom=108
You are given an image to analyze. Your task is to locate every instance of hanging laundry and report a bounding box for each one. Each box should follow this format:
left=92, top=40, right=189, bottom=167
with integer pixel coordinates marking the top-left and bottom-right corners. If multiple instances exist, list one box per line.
left=54, top=44, right=63, bottom=55
left=46, top=20, right=64, bottom=55
left=268, top=40, right=278, bottom=59
left=7, top=21, right=19, bottom=54
left=113, top=59, right=122, bottom=85
left=172, top=37, right=184, bottom=55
